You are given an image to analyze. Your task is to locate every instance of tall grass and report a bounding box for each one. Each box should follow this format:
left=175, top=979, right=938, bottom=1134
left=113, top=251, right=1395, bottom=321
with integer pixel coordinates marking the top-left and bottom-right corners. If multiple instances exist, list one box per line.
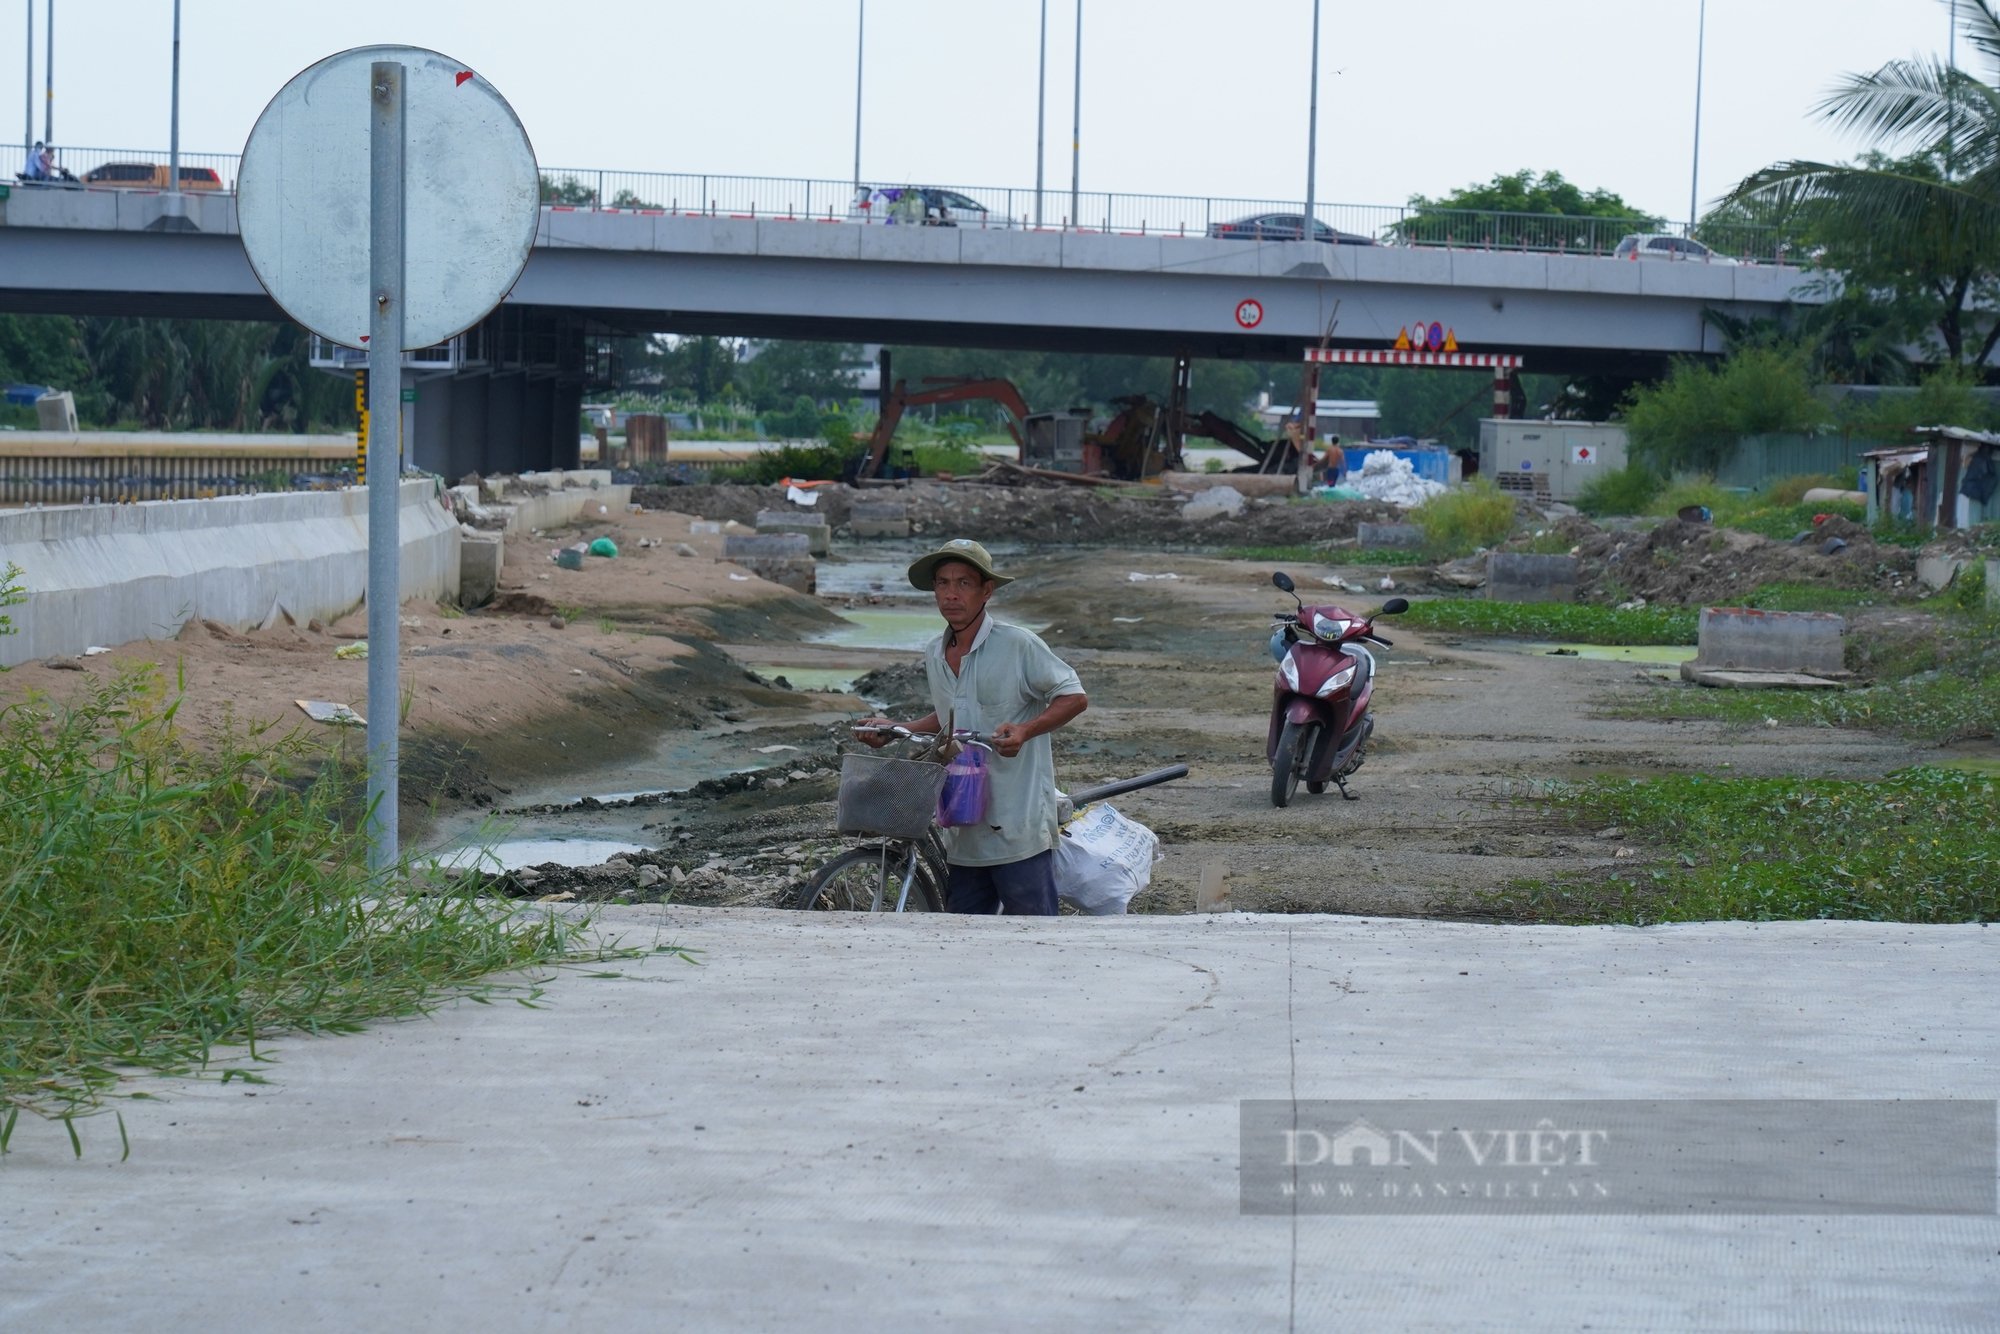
left=1409, top=479, right=1516, bottom=554
left=0, top=667, right=598, bottom=1141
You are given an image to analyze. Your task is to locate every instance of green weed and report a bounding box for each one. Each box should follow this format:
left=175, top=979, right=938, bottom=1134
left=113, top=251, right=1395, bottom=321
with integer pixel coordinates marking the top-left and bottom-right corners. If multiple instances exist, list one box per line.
left=0, top=668, right=605, bottom=1140
left=1220, top=545, right=1428, bottom=566
left=1617, top=656, right=1998, bottom=745
left=1409, top=479, right=1516, bottom=554
left=1484, top=767, right=1996, bottom=924
left=1399, top=599, right=1698, bottom=645
left=1574, top=464, right=1664, bottom=517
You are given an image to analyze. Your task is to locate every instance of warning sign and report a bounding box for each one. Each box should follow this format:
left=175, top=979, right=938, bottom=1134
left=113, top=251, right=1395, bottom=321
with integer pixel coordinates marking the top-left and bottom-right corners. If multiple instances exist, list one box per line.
left=1571, top=445, right=1597, bottom=465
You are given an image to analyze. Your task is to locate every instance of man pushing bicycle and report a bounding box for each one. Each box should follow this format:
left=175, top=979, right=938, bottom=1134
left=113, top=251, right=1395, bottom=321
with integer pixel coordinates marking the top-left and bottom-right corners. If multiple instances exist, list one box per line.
left=857, top=539, right=1087, bottom=915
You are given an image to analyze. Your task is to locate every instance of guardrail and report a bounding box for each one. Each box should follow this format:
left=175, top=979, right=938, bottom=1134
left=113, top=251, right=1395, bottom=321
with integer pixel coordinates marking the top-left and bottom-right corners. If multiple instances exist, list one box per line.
left=4, top=143, right=1795, bottom=264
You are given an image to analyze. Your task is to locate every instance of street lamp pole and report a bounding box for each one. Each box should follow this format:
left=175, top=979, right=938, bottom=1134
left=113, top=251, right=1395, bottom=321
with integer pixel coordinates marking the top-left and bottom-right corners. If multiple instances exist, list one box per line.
left=1069, top=0, right=1081, bottom=229
left=22, top=0, right=32, bottom=160
left=169, top=0, right=181, bottom=198
left=1688, top=0, right=1705, bottom=232
left=851, top=0, right=864, bottom=200
left=1035, top=0, right=1047, bottom=227
left=1305, top=0, right=1320, bottom=234
left=41, top=0, right=50, bottom=144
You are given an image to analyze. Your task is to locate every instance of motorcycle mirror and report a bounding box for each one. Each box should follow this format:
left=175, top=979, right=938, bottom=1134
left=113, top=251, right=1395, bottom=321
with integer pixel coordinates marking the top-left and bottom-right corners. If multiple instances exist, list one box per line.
left=1379, top=597, right=1409, bottom=615
left=1271, top=572, right=1296, bottom=594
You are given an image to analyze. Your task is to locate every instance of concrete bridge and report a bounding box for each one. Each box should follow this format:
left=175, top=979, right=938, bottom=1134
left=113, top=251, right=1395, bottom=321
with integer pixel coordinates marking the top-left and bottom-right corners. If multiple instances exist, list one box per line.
left=0, top=184, right=1819, bottom=474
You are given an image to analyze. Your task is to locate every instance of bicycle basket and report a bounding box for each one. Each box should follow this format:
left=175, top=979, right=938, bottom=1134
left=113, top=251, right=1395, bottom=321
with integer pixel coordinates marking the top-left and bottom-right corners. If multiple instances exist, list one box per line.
left=837, top=752, right=948, bottom=840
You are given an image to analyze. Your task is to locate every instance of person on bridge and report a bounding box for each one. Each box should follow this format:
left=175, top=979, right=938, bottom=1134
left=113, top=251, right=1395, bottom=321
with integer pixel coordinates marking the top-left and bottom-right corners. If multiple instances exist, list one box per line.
left=858, top=539, right=1088, bottom=915
left=21, top=142, right=48, bottom=182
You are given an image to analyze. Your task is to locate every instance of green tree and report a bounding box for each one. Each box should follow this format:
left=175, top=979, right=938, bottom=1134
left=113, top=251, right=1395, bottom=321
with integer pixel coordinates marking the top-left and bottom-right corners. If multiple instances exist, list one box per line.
left=539, top=174, right=597, bottom=207
left=1726, top=1, right=2000, bottom=367
left=1848, top=364, right=1999, bottom=440
left=0, top=314, right=89, bottom=389
left=1622, top=346, right=1828, bottom=474
left=1394, top=169, right=1660, bottom=252
left=734, top=340, right=860, bottom=410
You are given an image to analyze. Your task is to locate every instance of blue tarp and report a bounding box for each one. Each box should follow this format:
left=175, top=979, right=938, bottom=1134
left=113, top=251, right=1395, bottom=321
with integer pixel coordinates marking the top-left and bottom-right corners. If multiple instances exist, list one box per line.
left=4, top=384, right=51, bottom=406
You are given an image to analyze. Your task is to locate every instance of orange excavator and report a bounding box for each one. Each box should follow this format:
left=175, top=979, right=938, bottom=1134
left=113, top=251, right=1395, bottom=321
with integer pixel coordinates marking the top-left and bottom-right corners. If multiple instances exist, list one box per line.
left=856, top=377, right=1032, bottom=480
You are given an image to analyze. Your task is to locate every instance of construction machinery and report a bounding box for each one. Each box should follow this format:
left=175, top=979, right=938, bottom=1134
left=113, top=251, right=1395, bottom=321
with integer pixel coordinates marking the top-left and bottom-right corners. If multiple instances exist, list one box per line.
left=855, top=377, right=1032, bottom=480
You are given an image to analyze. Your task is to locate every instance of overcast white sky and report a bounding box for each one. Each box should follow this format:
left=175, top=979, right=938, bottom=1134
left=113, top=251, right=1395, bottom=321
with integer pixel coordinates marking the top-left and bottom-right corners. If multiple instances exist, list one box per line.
left=3, top=0, right=1965, bottom=221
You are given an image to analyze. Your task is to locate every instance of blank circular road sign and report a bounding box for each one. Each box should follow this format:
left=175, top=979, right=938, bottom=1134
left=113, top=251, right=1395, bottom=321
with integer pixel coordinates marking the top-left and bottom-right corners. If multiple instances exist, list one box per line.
left=238, top=45, right=539, bottom=350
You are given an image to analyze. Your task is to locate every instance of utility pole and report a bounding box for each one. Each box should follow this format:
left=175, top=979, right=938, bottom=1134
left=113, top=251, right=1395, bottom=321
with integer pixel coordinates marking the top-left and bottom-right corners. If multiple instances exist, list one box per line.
left=41, top=0, right=50, bottom=144
left=1035, top=0, right=1047, bottom=227
left=1305, top=0, right=1320, bottom=236
left=1688, top=0, right=1705, bottom=232
left=1069, top=0, right=1081, bottom=229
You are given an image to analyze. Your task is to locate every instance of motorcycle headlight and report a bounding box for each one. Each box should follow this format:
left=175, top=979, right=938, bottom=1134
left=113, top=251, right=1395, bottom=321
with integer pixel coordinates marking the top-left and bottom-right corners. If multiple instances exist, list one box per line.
left=1279, top=653, right=1302, bottom=691
left=1314, top=664, right=1357, bottom=698
left=1311, top=614, right=1350, bottom=640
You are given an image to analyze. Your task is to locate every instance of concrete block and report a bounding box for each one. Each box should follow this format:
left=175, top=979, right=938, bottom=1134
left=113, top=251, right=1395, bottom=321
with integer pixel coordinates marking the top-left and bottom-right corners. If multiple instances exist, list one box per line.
left=724, top=533, right=812, bottom=560
left=1485, top=553, right=1579, bottom=603
left=1357, top=522, right=1426, bottom=548
left=1696, top=607, right=1845, bottom=675
left=849, top=501, right=911, bottom=539
left=755, top=510, right=831, bottom=556
left=1917, top=555, right=1969, bottom=591
left=458, top=531, right=503, bottom=608
left=34, top=391, right=78, bottom=433
left=732, top=557, right=816, bottom=594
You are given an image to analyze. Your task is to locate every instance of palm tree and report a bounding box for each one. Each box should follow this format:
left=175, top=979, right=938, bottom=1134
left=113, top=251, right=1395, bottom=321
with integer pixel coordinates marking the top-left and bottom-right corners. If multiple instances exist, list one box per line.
left=1726, top=0, right=2000, bottom=368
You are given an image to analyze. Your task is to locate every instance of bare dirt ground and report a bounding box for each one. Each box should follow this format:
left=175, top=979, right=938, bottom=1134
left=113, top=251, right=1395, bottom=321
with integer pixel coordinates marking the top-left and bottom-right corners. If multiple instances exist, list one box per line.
left=2, top=505, right=846, bottom=824
left=532, top=546, right=1937, bottom=916
left=8, top=480, right=1973, bottom=916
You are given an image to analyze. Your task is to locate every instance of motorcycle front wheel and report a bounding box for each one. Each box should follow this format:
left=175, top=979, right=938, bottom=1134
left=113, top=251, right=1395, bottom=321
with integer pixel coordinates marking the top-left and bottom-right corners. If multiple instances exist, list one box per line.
left=1270, top=719, right=1317, bottom=807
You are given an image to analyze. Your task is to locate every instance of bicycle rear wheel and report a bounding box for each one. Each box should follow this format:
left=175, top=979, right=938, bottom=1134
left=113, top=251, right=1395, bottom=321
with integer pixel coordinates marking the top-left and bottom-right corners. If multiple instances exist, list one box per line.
left=794, top=843, right=946, bottom=912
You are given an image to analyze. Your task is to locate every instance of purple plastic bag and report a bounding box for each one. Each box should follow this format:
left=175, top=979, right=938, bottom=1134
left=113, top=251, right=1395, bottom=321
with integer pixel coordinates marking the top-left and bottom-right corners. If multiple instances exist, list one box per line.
left=936, top=746, right=990, bottom=827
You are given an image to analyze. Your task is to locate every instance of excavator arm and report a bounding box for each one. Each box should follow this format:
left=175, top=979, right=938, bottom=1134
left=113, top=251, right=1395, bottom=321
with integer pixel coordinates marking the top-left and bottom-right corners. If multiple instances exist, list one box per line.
left=858, top=378, right=1031, bottom=479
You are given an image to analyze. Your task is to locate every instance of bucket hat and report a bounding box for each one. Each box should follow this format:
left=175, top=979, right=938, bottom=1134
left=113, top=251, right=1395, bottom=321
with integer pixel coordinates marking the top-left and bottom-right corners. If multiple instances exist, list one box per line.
left=907, top=538, right=1013, bottom=590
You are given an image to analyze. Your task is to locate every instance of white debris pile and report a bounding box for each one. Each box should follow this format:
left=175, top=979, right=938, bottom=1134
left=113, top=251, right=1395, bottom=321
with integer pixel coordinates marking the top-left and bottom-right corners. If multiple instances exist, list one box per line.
left=1345, top=450, right=1447, bottom=506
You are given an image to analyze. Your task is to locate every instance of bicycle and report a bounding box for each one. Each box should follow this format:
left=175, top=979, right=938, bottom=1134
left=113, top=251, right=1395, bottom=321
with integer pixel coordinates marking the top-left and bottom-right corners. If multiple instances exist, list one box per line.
left=792, top=725, right=980, bottom=913
left=794, top=725, right=1189, bottom=913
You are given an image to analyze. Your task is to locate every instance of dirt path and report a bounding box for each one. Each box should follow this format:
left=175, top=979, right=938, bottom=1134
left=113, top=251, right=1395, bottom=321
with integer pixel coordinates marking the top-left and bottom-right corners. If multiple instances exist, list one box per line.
left=502, top=545, right=1937, bottom=915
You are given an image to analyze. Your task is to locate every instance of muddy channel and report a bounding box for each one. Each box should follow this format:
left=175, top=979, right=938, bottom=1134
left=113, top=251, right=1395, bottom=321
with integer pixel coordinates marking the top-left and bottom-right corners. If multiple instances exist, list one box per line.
left=422, top=537, right=1956, bottom=918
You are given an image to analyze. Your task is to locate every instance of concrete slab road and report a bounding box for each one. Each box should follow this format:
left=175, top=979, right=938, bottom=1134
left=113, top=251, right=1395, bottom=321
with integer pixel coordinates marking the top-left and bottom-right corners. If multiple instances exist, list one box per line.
left=3, top=909, right=1996, bottom=1332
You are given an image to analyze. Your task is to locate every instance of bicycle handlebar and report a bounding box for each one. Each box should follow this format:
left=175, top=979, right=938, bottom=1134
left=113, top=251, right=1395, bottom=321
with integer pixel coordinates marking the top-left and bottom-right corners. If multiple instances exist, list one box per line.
left=851, top=724, right=994, bottom=750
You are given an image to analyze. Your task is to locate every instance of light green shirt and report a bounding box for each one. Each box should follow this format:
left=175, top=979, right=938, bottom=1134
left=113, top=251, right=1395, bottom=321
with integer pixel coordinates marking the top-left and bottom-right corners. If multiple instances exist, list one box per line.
left=924, top=616, right=1085, bottom=867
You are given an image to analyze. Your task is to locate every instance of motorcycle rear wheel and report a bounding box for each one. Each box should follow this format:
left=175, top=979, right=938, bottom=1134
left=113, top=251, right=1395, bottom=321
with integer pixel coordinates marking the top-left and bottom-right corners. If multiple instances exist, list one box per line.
left=1271, top=719, right=1317, bottom=807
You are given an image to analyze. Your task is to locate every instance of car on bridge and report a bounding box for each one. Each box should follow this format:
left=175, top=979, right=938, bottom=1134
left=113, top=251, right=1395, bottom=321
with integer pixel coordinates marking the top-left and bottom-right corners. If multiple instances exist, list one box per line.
left=81, top=162, right=224, bottom=192
left=1206, top=213, right=1375, bottom=245
left=850, top=185, right=989, bottom=226
left=1611, top=233, right=1737, bottom=265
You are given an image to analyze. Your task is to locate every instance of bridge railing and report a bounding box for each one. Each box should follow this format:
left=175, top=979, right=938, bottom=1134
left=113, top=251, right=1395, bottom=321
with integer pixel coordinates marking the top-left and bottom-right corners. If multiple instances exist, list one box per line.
left=5, top=144, right=1795, bottom=264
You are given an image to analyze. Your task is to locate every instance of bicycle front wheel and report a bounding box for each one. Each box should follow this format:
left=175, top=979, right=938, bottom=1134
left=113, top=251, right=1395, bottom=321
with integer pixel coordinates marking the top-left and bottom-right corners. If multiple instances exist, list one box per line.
left=794, top=843, right=946, bottom=912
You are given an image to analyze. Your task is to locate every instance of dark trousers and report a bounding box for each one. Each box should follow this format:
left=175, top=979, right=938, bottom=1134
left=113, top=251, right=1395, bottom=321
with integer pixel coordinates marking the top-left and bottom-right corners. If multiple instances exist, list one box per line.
left=946, top=851, right=1059, bottom=916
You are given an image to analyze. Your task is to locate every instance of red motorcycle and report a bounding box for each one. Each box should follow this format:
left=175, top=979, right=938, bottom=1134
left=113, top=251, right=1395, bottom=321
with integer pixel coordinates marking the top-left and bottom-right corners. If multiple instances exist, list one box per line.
left=1265, top=571, right=1408, bottom=807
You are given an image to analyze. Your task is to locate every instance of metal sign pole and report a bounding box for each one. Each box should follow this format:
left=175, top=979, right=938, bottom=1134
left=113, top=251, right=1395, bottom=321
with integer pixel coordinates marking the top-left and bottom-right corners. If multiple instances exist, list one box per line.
left=365, top=60, right=406, bottom=872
